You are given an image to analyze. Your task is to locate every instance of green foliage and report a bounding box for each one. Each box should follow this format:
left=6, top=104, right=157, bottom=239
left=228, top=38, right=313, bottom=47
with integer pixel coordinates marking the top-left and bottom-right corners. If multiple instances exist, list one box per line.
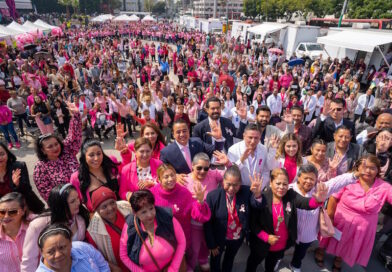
left=243, top=0, right=259, bottom=19
left=152, top=1, right=166, bottom=14
left=348, top=0, right=392, bottom=19
left=145, top=0, right=154, bottom=12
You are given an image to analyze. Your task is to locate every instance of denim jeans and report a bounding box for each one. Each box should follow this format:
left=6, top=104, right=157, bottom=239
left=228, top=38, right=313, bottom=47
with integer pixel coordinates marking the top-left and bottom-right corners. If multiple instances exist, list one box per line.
left=0, top=123, right=18, bottom=143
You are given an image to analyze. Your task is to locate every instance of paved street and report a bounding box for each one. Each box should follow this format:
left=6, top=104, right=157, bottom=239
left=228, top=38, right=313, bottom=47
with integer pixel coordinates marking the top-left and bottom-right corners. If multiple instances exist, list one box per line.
left=12, top=136, right=388, bottom=272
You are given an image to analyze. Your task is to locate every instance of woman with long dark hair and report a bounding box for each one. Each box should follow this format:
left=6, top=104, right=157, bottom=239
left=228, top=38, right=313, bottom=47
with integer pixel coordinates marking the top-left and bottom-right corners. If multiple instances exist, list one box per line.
left=21, top=183, right=89, bottom=272
left=70, top=138, right=131, bottom=212
left=0, top=142, right=44, bottom=213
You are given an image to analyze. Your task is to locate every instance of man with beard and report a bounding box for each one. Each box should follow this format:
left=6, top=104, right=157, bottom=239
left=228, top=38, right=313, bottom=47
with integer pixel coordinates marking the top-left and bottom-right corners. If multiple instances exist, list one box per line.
left=276, top=106, right=312, bottom=154
left=193, top=97, right=247, bottom=152
left=255, top=106, right=285, bottom=146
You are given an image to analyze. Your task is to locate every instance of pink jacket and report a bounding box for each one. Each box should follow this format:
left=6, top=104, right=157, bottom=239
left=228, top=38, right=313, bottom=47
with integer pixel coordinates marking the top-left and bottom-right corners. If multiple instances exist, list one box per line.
left=0, top=105, right=12, bottom=124
left=150, top=183, right=211, bottom=250
left=119, top=158, right=162, bottom=200
left=120, top=217, right=185, bottom=272
left=70, top=155, right=132, bottom=212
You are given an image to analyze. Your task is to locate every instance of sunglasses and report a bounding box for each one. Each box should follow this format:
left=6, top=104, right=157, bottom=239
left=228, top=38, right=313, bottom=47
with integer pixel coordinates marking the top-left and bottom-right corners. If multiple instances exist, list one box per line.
left=195, top=166, right=209, bottom=172
left=38, top=133, right=54, bottom=144
left=0, top=209, right=19, bottom=217
left=331, top=108, right=343, bottom=112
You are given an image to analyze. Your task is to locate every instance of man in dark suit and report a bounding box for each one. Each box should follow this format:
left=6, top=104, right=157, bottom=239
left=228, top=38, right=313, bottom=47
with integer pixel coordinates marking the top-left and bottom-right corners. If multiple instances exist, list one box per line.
left=312, top=98, right=356, bottom=143
left=160, top=119, right=225, bottom=176
left=276, top=106, right=312, bottom=154
left=193, top=97, right=247, bottom=151
left=325, top=126, right=362, bottom=175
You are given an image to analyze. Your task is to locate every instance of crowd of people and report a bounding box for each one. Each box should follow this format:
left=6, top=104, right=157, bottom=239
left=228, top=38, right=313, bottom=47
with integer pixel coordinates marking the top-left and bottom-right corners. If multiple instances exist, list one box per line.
left=0, top=16, right=392, bottom=272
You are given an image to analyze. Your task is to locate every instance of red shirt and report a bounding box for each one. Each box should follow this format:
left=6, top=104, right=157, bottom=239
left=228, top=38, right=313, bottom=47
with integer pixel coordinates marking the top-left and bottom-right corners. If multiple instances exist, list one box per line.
left=0, top=175, right=11, bottom=197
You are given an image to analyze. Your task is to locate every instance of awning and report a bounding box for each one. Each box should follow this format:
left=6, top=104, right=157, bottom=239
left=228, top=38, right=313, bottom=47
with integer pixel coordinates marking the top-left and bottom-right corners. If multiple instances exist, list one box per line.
left=247, top=23, right=287, bottom=36
left=317, top=30, right=392, bottom=52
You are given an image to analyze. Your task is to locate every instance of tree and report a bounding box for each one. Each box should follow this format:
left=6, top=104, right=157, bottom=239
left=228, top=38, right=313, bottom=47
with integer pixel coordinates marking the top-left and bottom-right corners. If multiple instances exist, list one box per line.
left=58, top=0, right=79, bottom=18
left=152, top=1, right=166, bottom=14
left=243, top=0, right=259, bottom=19
left=348, top=0, right=392, bottom=19
left=145, top=0, right=154, bottom=12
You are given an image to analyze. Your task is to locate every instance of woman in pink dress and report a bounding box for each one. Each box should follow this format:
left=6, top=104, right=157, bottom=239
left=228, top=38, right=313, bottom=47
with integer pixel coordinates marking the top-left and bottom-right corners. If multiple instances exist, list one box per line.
left=317, top=154, right=392, bottom=271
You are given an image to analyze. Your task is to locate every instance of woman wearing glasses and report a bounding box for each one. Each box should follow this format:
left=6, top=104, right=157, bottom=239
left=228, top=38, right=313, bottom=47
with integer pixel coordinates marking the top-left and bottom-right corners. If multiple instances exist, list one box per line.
left=0, top=192, right=31, bottom=271
left=183, top=152, right=230, bottom=271
left=33, top=103, right=82, bottom=201
left=150, top=163, right=211, bottom=270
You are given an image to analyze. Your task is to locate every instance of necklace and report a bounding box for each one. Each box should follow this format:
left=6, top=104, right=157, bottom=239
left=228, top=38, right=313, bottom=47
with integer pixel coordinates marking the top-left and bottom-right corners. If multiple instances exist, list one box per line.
left=273, top=202, right=283, bottom=232
left=89, top=172, right=107, bottom=185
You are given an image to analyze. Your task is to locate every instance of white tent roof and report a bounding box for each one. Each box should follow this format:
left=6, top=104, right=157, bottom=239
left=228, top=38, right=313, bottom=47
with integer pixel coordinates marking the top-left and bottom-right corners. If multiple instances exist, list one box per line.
left=113, top=14, right=133, bottom=21
left=7, top=21, right=30, bottom=33
left=129, top=14, right=140, bottom=21
left=142, top=15, right=156, bottom=22
left=34, top=19, right=57, bottom=30
left=23, top=21, right=47, bottom=32
left=247, top=23, right=287, bottom=36
left=91, top=14, right=114, bottom=22
left=0, top=32, right=9, bottom=39
left=317, top=30, right=392, bottom=52
left=0, top=25, right=22, bottom=36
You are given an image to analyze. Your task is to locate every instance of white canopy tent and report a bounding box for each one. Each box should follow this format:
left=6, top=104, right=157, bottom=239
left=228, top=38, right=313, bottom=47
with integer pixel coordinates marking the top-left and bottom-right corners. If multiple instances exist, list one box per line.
left=129, top=14, right=140, bottom=21
left=142, top=15, right=156, bottom=22
left=23, top=21, right=48, bottom=32
left=34, top=19, right=57, bottom=30
left=247, top=23, right=287, bottom=37
left=0, top=33, right=10, bottom=39
left=0, top=25, right=22, bottom=36
left=7, top=21, right=30, bottom=34
left=317, top=30, right=392, bottom=53
left=113, top=14, right=133, bottom=22
left=91, top=14, right=114, bottom=23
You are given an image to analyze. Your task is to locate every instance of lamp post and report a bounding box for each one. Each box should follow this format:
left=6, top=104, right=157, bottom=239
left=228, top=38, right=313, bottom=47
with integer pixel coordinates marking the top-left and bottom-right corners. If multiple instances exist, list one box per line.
left=338, top=0, right=348, bottom=27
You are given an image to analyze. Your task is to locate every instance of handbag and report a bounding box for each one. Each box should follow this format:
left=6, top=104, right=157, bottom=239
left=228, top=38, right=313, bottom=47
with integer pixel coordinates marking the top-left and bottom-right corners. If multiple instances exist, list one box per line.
left=134, top=216, right=187, bottom=272
left=319, top=207, right=335, bottom=237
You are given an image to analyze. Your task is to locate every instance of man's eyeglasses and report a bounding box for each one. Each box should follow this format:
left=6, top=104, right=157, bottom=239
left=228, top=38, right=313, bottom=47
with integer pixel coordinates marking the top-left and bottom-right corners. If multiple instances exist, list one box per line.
left=0, top=209, right=20, bottom=217
left=195, top=166, right=209, bottom=172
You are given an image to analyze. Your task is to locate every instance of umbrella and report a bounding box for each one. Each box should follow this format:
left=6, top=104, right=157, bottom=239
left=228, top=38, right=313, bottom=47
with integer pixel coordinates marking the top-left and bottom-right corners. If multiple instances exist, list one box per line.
left=34, top=51, right=52, bottom=61
left=24, top=43, right=37, bottom=50
left=288, top=58, right=305, bottom=67
left=218, top=73, right=235, bottom=92
left=268, top=48, right=284, bottom=55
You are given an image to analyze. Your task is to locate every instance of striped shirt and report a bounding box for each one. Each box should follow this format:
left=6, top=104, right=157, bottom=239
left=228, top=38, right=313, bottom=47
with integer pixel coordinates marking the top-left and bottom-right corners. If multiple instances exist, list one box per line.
left=36, top=241, right=110, bottom=272
left=0, top=221, right=29, bottom=272
left=290, top=173, right=357, bottom=244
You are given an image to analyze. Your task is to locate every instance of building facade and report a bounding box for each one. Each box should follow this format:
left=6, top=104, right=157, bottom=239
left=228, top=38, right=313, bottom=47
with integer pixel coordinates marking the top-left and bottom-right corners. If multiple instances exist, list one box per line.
left=192, top=0, right=243, bottom=19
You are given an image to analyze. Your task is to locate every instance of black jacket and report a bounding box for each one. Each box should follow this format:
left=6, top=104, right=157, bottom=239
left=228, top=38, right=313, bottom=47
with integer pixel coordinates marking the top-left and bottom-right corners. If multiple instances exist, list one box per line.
left=312, top=116, right=356, bottom=143
left=249, top=188, right=316, bottom=252
left=5, top=161, right=45, bottom=214
left=204, top=186, right=264, bottom=250
left=156, top=108, right=175, bottom=129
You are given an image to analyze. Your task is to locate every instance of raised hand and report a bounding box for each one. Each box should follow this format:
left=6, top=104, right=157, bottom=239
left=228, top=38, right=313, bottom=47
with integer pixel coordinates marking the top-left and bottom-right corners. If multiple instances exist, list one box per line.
left=283, top=111, right=293, bottom=124
left=240, top=148, right=254, bottom=163
left=207, top=120, right=222, bottom=140
left=213, top=150, right=229, bottom=166
left=116, top=123, right=128, bottom=138
left=266, top=134, right=280, bottom=149
left=192, top=181, right=207, bottom=204
left=312, top=182, right=328, bottom=203
left=249, top=172, right=263, bottom=198
left=328, top=153, right=342, bottom=170
left=12, top=169, right=21, bottom=187
left=115, top=137, right=128, bottom=153
left=66, top=101, right=79, bottom=116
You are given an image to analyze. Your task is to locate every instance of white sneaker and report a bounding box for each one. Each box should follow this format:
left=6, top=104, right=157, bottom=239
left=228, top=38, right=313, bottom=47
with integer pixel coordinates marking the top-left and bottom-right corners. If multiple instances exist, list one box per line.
left=289, top=264, right=301, bottom=272
left=274, top=259, right=282, bottom=271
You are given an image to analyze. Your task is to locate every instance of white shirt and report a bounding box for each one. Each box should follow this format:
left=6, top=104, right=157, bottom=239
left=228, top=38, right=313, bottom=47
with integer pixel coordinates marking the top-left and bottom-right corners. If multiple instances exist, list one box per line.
left=266, top=94, right=282, bottom=115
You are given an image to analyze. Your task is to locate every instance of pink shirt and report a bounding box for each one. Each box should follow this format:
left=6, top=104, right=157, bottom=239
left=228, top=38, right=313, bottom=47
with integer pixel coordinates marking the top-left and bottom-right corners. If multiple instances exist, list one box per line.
left=0, top=105, right=13, bottom=124
left=0, top=220, right=29, bottom=271
left=120, top=217, right=186, bottom=272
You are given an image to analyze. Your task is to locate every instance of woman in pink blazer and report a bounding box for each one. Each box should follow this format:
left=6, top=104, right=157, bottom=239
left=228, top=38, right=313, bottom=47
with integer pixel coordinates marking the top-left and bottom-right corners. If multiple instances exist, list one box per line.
left=119, top=137, right=162, bottom=201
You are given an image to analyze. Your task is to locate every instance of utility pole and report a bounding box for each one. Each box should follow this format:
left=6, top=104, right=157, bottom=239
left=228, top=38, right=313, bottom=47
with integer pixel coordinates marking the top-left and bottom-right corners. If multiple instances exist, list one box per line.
left=338, top=0, right=348, bottom=27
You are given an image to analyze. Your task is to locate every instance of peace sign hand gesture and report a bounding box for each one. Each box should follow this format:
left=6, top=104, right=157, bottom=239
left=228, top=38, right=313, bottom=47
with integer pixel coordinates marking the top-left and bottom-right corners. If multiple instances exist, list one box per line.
left=249, top=172, right=263, bottom=199
left=192, top=181, right=207, bottom=204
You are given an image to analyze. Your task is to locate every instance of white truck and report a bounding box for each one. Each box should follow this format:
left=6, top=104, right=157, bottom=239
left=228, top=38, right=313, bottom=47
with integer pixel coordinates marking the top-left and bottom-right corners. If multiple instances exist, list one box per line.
left=294, top=42, right=326, bottom=60
left=198, top=18, right=223, bottom=34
